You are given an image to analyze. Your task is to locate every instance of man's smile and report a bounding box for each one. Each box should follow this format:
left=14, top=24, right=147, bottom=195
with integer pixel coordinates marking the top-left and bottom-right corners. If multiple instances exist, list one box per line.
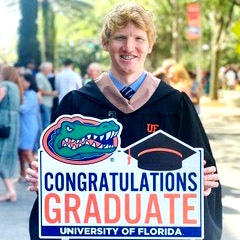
left=120, top=55, right=137, bottom=60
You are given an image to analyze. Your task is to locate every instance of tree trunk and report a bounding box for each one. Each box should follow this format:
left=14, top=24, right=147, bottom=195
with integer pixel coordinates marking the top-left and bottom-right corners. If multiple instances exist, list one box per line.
left=42, top=0, right=56, bottom=63
left=17, top=0, right=41, bottom=67
left=210, top=45, right=221, bottom=100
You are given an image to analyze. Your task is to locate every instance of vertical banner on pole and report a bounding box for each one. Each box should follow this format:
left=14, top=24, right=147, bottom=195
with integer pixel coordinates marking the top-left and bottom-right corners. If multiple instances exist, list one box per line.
left=186, top=2, right=201, bottom=41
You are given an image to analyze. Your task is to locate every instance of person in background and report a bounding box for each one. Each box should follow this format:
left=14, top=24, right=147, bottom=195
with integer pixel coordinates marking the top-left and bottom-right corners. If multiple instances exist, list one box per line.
left=47, top=68, right=58, bottom=121
left=153, top=58, right=177, bottom=82
left=26, top=2, right=222, bottom=239
left=224, top=65, right=237, bottom=90
left=83, top=62, right=102, bottom=85
left=55, top=59, right=82, bottom=103
left=167, top=63, right=201, bottom=114
left=188, top=70, right=202, bottom=114
left=0, top=65, right=23, bottom=202
left=17, top=73, right=40, bottom=182
left=202, top=70, right=210, bottom=95
left=25, top=60, right=37, bottom=76
left=35, top=62, right=58, bottom=130
left=236, top=65, right=240, bottom=90
left=167, top=63, right=192, bottom=95
left=14, top=62, right=26, bottom=75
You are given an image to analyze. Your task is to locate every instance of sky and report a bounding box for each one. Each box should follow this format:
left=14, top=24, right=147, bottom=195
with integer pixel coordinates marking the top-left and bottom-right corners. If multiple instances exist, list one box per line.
left=0, top=1, right=20, bottom=50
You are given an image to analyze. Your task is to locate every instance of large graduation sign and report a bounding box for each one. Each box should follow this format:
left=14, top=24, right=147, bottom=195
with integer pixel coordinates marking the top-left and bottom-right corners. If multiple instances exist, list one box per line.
left=39, top=114, right=204, bottom=239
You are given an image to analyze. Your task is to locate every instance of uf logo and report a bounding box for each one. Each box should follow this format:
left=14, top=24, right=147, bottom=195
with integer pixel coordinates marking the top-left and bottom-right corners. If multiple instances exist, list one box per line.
left=147, top=123, right=159, bottom=133
left=41, top=114, right=122, bottom=165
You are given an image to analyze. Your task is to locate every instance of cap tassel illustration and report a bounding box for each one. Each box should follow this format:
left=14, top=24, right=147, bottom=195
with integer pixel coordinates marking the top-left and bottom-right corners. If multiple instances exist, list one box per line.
left=123, top=130, right=197, bottom=171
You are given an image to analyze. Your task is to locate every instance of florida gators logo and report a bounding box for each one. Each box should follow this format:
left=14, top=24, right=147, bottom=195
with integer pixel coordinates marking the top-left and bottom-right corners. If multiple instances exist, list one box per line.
left=42, top=114, right=122, bottom=165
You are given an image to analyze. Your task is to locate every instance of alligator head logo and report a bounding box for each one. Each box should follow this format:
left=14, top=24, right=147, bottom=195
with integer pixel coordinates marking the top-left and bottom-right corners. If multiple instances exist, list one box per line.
left=42, top=114, right=122, bottom=165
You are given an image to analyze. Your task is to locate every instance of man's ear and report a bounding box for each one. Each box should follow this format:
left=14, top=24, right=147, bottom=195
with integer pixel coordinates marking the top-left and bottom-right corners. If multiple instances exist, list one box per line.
left=102, top=41, right=109, bottom=52
left=147, top=44, right=153, bottom=54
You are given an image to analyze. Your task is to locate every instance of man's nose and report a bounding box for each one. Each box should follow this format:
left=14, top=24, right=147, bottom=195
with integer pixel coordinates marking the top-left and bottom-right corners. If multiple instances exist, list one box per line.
left=123, top=38, right=135, bottom=52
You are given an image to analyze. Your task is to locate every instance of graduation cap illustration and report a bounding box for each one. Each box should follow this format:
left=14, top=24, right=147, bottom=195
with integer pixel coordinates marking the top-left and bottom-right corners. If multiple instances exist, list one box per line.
left=123, top=130, right=197, bottom=171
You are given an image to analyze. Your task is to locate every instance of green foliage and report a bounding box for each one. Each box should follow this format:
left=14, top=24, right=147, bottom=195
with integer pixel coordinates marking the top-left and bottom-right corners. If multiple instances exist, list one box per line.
left=232, top=21, right=240, bottom=38
left=4, top=0, right=240, bottom=78
left=231, top=21, right=240, bottom=55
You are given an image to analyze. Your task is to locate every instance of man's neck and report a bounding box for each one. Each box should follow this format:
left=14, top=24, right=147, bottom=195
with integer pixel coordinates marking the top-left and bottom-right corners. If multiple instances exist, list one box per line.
left=110, top=69, right=145, bottom=86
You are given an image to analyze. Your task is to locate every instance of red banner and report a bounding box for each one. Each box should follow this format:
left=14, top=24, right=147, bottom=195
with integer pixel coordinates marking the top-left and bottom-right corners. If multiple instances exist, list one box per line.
left=186, top=3, right=201, bottom=40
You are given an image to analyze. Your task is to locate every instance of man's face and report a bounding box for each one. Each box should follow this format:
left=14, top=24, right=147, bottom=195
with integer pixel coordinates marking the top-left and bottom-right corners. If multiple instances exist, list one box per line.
left=43, top=66, right=52, bottom=76
left=102, top=22, right=152, bottom=77
left=88, top=67, right=100, bottom=80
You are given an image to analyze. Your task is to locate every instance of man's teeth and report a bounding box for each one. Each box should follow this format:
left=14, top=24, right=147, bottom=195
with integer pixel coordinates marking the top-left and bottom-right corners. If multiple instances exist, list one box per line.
left=121, top=55, right=135, bottom=60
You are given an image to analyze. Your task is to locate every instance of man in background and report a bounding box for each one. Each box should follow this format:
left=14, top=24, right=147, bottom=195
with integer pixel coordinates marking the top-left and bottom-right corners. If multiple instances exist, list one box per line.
left=35, top=61, right=57, bottom=130
left=55, top=59, right=82, bottom=103
left=83, top=62, right=102, bottom=85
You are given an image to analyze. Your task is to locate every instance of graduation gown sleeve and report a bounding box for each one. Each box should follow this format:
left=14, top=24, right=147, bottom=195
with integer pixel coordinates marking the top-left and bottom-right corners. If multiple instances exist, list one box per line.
left=178, top=93, right=222, bottom=240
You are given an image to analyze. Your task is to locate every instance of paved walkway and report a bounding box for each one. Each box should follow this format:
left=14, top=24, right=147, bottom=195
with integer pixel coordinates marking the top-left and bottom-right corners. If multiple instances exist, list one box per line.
left=0, top=179, right=35, bottom=239
left=0, top=101, right=240, bottom=240
left=200, top=103, right=240, bottom=240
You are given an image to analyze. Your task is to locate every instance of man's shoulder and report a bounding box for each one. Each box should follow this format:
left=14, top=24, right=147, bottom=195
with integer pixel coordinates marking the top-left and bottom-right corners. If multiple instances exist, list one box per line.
left=35, top=72, right=46, bottom=82
left=35, top=72, right=42, bottom=78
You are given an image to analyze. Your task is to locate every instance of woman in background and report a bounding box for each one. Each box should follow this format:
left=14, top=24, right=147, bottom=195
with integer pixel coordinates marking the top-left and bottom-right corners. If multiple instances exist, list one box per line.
left=18, top=73, right=40, bottom=181
left=168, top=63, right=201, bottom=113
left=0, top=65, right=23, bottom=202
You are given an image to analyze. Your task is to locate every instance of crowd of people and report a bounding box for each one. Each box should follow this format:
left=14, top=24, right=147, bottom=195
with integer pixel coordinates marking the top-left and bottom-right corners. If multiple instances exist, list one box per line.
left=0, top=2, right=223, bottom=240
left=0, top=60, right=102, bottom=202
left=153, top=58, right=202, bottom=113
left=218, top=64, right=240, bottom=90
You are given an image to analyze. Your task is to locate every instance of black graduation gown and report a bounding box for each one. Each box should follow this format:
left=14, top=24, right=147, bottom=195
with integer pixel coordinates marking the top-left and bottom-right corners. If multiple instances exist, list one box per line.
left=29, top=79, right=222, bottom=240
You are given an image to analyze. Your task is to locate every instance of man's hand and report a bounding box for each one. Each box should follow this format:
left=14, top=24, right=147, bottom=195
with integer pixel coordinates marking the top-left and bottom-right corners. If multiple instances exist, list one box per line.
left=203, top=160, right=219, bottom=196
left=26, top=161, right=39, bottom=192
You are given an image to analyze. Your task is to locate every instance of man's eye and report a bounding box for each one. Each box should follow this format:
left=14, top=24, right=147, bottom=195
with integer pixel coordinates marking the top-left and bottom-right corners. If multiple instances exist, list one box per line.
left=136, top=37, right=144, bottom=42
left=115, top=36, right=125, bottom=41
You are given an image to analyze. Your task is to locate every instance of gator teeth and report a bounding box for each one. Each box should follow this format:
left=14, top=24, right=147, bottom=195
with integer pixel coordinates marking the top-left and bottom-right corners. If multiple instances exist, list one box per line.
left=87, top=134, right=91, bottom=139
left=63, top=133, right=117, bottom=150
left=106, top=132, right=111, bottom=140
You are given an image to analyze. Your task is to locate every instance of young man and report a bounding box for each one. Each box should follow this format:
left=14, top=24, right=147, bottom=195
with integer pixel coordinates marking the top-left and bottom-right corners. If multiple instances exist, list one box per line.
left=27, top=2, right=222, bottom=240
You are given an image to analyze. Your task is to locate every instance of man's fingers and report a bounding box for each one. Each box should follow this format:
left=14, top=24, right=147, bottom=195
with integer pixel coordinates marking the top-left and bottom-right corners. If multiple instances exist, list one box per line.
left=204, top=172, right=219, bottom=181
left=26, top=167, right=38, bottom=179
left=204, top=180, right=219, bottom=189
left=204, top=166, right=217, bottom=175
left=30, top=160, right=39, bottom=171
